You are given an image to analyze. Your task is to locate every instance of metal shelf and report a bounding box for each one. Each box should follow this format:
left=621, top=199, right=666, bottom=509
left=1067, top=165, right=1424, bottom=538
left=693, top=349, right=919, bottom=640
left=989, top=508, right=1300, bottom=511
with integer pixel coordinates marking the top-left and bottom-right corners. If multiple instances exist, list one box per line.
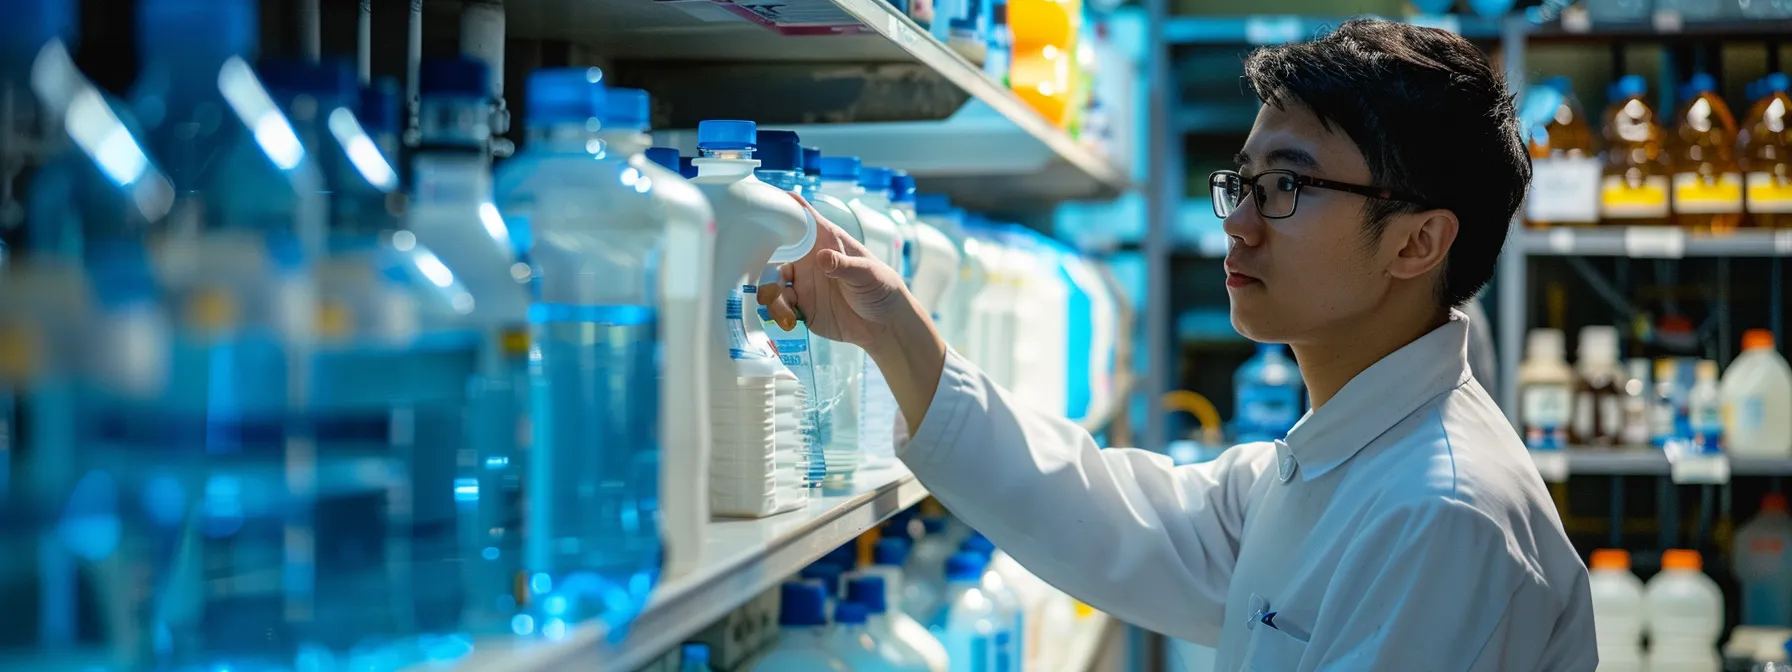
left=1530, top=447, right=1792, bottom=479
left=1517, top=227, right=1792, bottom=258
left=442, top=465, right=929, bottom=672
left=508, top=0, right=1128, bottom=209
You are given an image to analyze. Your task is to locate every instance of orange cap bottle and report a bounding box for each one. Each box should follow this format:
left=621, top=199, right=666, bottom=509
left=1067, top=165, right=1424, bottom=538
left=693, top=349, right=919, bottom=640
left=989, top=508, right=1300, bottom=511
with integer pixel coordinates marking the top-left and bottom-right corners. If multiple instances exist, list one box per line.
left=1662, top=548, right=1704, bottom=572
left=1590, top=548, right=1632, bottom=571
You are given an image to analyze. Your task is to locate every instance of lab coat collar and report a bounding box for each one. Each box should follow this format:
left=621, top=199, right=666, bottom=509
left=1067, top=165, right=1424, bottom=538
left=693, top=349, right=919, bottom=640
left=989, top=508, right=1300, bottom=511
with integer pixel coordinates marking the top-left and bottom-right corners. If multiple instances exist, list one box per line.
left=1277, top=309, right=1475, bottom=482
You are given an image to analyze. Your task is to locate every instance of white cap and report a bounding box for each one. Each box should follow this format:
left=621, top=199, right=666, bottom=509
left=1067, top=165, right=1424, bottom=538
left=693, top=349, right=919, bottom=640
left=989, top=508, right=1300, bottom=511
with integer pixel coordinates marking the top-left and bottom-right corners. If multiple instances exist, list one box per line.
left=1526, top=328, right=1566, bottom=364
left=1577, top=326, right=1619, bottom=364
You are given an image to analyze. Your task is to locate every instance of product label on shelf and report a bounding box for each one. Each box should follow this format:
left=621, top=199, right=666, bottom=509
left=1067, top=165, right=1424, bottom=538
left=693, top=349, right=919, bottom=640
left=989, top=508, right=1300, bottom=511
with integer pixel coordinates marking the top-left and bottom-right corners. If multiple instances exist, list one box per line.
left=1673, top=172, right=1745, bottom=214
left=695, top=0, right=872, bottom=36
left=1623, top=226, right=1685, bottom=258
left=1747, top=171, right=1792, bottom=213
left=1600, top=174, right=1670, bottom=218
left=1522, top=383, right=1572, bottom=450
left=1527, top=158, right=1602, bottom=224
left=1530, top=450, right=1569, bottom=483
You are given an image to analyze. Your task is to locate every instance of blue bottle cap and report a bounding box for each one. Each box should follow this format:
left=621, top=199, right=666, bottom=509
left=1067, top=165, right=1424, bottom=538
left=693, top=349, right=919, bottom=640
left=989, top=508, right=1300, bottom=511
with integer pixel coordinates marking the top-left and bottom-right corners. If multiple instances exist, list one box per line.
left=678, top=156, right=698, bottom=179
left=419, top=58, right=490, bottom=97
left=921, top=516, right=947, bottom=534
left=779, top=582, right=829, bottom=627
left=1615, top=74, right=1648, bottom=100
left=800, top=562, right=844, bottom=594
left=258, top=58, right=358, bottom=107
left=1687, top=72, right=1717, bottom=95
left=756, top=130, right=802, bottom=171
left=945, top=552, right=987, bottom=581
left=819, top=156, right=861, bottom=180
left=802, top=146, right=823, bottom=175
left=2, top=0, right=75, bottom=59
left=697, top=119, right=756, bottom=151
left=682, top=643, right=710, bottom=666
left=525, top=67, right=604, bottom=125
left=1541, top=76, right=1571, bottom=96
left=824, top=542, right=858, bottom=571
left=361, top=77, right=402, bottom=136
left=872, top=537, right=910, bottom=566
left=140, top=0, right=256, bottom=58
left=604, top=88, right=650, bottom=131
left=859, top=165, right=893, bottom=192
left=915, top=193, right=954, bottom=215
left=890, top=171, right=917, bottom=204
left=1767, top=73, right=1790, bottom=93
left=834, top=601, right=869, bottom=625
left=846, top=576, right=889, bottom=614
left=646, top=147, right=681, bottom=173
left=960, top=533, right=996, bottom=558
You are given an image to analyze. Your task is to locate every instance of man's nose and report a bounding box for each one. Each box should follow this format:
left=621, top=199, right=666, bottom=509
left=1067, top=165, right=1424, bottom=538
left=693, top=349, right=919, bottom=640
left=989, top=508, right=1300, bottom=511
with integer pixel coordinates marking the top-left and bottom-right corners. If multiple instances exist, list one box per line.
left=1221, top=196, right=1264, bottom=247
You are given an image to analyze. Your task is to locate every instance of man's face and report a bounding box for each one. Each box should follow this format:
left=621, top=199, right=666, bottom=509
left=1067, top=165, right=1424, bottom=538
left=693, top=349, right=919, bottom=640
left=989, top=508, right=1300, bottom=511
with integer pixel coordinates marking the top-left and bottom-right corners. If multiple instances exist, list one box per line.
left=1224, top=101, right=1392, bottom=344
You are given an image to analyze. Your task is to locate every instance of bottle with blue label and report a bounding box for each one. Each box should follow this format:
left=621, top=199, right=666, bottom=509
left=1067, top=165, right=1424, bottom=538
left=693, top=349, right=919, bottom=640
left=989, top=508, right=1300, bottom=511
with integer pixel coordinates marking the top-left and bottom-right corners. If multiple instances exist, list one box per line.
left=1689, top=360, right=1724, bottom=454
left=931, top=552, right=1013, bottom=672
left=829, top=601, right=932, bottom=671
left=961, top=535, right=1023, bottom=671
left=493, top=68, right=664, bottom=634
left=1234, top=343, right=1305, bottom=443
left=755, top=129, right=835, bottom=486
left=746, top=582, right=850, bottom=672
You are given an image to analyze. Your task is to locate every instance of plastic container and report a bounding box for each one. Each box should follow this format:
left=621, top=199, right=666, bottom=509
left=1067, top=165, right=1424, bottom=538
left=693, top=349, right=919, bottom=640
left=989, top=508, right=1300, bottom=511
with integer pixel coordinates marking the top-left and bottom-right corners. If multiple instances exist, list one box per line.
left=747, top=582, right=851, bottom=672
left=1589, top=549, right=1646, bottom=671
left=1723, top=330, right=1792, bottom=458
left=1645, top=549, right=1724, bottom=672
left=1737, top=494, right=1792, bottom=627
left=1601, top=75, right=1673, bottom=228
left=830, top=599, right=932, bottom=671
left=806, top=155, right=873, bottom=483
left=690, top=120, right=818, bottom=516
left=1691, top=359, right=1725, bottom=452
left=1743, top=74, right=1792, bottom=228
left=1571, top=326, right=1626, bottom=446
left=847, top=166, right=906, bottom=468
left=1234, top=344, right=1304, bottom=443
left=1520, top=329, right=1575, bottom=450
left=1654, top=358, right=1690, bottom=448
left=1524, top=77, right=1602, bottom=228
left=1672, top=73, right=1746, bottom=234
left=1621, top=358, right=1655, bottom=446
left=849, top=570, right=950, bottom=672
left=929, top=552, right=1014, bottom=672
left=905, top=516, right=957, bottom=620
left=961, top=535, right=1025, bottom=671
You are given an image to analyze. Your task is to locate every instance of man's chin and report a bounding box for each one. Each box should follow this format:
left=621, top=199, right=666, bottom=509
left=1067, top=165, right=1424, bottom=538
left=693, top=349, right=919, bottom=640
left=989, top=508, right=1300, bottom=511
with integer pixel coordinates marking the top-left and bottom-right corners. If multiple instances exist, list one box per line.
left=1228, top=302, right=1282, bottom=343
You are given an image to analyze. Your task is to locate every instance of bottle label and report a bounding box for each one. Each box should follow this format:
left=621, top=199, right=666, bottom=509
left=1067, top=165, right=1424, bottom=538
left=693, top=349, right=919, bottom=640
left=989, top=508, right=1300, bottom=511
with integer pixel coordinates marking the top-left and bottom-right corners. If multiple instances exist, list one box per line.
left=1747, top=171, right=1792, bottom=213
left=761, top=304, right=829, bottom=483
left=1522, top=383, right=1572, bottom=449
left=1600, top=174, right=1670, bottom=218
left=724, top=286, right=756, bottom=360
left=1692, top=403, right=1724, bottom=452
left=1672, top=172, right=1745, bottom=214
left=1527, top=158, right=1602, bottom=223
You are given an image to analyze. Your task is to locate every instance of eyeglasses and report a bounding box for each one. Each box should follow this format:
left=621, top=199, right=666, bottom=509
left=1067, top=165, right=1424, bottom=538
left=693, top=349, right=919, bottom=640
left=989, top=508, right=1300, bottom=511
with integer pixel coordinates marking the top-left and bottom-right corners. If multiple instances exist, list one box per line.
left=1208, top=169, right=1429, bottom=220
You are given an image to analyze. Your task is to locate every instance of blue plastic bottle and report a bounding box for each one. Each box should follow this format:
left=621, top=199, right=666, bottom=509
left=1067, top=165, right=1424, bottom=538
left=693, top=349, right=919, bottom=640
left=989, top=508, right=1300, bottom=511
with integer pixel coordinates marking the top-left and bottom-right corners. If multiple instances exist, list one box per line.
left=1234, top=344, right=1304, bottom=443
left=802, top=146, right=825, bottom=195
left=747, top=582, right=850, bottom=671
left=756, top=129, right=836, bottom=484
left=931, top=552, right=1014, bottom=672
left=495, top=68, right=664, bottom=636
left=961, top=534, right=1023, bottom=671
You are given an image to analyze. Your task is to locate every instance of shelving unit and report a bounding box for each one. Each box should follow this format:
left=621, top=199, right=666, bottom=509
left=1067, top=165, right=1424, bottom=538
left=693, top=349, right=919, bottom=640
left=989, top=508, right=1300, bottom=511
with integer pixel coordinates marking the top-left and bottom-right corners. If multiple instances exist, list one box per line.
left=444, top=465, right=929, bottom=672
left=1517, top=227, right=1792, bottom=258
left=508, top=0, right=1128, bottom=211
left=1531, top=447, right=1792, bottom=482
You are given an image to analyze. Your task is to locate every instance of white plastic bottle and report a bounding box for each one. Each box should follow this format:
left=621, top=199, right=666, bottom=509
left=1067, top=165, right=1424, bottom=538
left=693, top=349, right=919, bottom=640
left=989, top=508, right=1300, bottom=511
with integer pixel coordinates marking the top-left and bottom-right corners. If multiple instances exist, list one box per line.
left=1645, top=549, right=1724, bottom=672
left=847, top=573, right=949, bottom=672
left=1722, top=329, right=1792, bottom=458
left=987, top=551, right=1051, bottom=669
left=848, top=165, right=907, bottom=467
left=830, top=600, right=932, bottom=671
left=963, top=535, right=1025, bottom=671
left=1519, top=328, right=1576, bottom=450
left=905, top=516, right=957, bottom=618
left=1588, top=549, right=1645, bottom=671
left=1735, top=493, right=1792, bottom=627
left=690, top=120, right=817, bottom=517
left=808, top=155, right=878, bottom=480
left=931, top=552, right=1015, bottom=672
left=748, top=582, right=850, bottom=672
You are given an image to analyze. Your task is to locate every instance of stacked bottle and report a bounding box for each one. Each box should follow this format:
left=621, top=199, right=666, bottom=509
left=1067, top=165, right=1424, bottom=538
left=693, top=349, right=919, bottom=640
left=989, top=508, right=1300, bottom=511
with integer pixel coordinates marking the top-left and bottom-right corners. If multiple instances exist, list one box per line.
left=1670, top=73, right=1745, bottom=234
left=1600, top=75, right=1673, bottom=228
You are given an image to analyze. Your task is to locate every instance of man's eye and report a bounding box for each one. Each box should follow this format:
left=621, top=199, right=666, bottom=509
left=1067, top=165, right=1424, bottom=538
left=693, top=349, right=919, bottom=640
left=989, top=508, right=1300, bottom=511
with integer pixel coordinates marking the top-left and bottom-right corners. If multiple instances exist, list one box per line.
left=1274, top=176, right=1298, bottom=192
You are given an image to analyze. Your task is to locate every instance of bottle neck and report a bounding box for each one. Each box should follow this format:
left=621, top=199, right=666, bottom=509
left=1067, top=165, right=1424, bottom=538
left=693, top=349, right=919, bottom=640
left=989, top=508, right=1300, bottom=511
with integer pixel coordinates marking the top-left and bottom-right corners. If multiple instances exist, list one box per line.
left=598, top=129, right=651, bottom=156
left=695, top=150, right=758, bottom=178
left=524, top=121, right=600, bottom=154
left=418, top=96, right=493, bottom=150
left=755, top=169, right=803, bottom=192
left=820, top=178, right=863, bottom=194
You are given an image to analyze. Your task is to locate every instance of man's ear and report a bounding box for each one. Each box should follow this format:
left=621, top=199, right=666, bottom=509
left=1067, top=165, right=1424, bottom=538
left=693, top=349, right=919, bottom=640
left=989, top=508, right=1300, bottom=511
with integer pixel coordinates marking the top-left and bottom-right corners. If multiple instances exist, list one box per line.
left=1384, top=209, right=1458, bottom=281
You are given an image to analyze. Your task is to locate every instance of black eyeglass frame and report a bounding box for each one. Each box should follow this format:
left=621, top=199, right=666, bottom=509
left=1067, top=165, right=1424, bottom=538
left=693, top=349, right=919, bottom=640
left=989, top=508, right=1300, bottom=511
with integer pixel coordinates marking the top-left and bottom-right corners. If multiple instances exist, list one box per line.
left=1208, top=169, right=1430, bottom=220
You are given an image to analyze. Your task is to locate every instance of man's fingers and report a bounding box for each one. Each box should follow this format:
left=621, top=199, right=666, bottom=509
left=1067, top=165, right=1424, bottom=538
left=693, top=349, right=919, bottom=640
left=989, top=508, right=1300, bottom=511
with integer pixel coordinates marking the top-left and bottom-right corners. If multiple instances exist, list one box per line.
left=755, top=281, right=799, bottom=330
left=818, top=249, right=881, bottom=287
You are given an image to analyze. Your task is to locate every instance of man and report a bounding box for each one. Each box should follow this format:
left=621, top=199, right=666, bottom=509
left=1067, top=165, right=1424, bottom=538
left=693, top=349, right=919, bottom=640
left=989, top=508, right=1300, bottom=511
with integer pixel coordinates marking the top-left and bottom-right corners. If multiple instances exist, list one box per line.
left=759, top=18, right=1594, bottom=670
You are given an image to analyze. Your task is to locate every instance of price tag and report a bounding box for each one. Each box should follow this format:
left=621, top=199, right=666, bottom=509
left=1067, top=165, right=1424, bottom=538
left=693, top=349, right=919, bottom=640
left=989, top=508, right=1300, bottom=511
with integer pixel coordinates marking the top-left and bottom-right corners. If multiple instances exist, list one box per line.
left=1547, top=228, right=1576, bottom=254
left=1531, top=451, right=1570, bottom=483
left=1245, top=16, right=1303, bottom=45
left=1669, top=453, right=1730, bottom=484
left=1624, top=227, right=1685, bottom=259
left=1652, top=9, right=1684, bottom=32
left=1775, top=230, right=1792, bottom=255
left=1527, top=158, right=1603, bottom=224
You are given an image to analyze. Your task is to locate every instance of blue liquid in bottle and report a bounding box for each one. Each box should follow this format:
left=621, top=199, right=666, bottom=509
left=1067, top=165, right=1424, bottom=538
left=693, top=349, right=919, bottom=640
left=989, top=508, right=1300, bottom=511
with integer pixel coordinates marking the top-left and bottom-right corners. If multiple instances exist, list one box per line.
left=495, top=68, right=664, bottom=637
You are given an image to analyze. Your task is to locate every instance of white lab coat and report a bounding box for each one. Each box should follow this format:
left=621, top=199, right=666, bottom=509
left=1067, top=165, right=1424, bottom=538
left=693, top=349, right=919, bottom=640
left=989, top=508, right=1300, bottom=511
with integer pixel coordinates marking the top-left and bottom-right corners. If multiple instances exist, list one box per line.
left=900, top=310, right=1597, bottom=671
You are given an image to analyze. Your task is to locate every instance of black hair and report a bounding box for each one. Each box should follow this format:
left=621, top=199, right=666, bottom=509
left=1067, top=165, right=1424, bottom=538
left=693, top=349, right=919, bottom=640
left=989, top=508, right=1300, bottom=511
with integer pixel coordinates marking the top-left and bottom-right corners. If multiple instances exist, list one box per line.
left=1242, top=18, right=1529, bottom=308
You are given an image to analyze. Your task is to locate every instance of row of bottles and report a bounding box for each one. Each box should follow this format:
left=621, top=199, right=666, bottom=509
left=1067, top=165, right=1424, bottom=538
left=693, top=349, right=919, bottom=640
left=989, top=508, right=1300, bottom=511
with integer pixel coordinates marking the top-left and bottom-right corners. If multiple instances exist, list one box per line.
left=1589, top=549, right=1725, bottom=672
left=1523, top=73, right=1792, bottom=232
left=1518, top=326, right=1792, bottom=456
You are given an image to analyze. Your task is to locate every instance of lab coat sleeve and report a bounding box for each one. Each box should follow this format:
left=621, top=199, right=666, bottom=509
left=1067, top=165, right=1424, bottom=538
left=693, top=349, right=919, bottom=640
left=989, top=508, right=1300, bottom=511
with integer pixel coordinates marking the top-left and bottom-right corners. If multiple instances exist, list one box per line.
left=1297, top=497, right=1566, bottom=671
left=900, top=351, right=1275, bottom=645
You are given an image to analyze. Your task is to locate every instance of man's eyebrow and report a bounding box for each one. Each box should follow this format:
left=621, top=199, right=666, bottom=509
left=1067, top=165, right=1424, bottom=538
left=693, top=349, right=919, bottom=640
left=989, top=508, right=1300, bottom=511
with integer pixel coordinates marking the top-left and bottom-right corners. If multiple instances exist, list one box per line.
left=1235, top=148, right=1321, bottom=171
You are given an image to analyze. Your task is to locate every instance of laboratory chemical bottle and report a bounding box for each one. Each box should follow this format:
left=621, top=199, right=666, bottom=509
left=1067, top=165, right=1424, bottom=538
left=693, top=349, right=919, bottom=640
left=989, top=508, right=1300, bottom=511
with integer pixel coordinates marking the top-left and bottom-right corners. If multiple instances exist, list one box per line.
left=1735, top=493, right=1792, bottom=627
left=690, top=119, right=819, bottom=516
left=682, top=643, right=716, bottom=672
left=849, top=571, right=950, bottom=672
left=1620, top=358, right=1654, bottom=446
left=830, top=601, right=932, bottom=671
left=870, top=536, right=942, bottom=626
left=755, top=129, right=841, bottom=486
left=906, top=516, right=957, bottom=617
left=1653, top=358, right=1689, bottom=448
left=1601, top=75, right=1673, bottom=228
left=1525, top=77, right=1601, bottom=228
left=1588, top=549, right=1645, bottom=672
left=915, top=194, right=977, bottom=348
left=962, top=535, right=1025, bottom=671
left=1571, top=326, right=1625, bottom=447
left=1672, top=73, right=1746, bottom=234
left=931, top=552, right=1015, bottom=672
left=1645, top=549, right=1724, bottom=672
left=107, top=0, right=330, bottom=666
left=808, top=155, right=873, bottom=481
left=1722, top=330, right=1792, bottom=458
left=1743, top=74, right=1792, bottom=228
left=1690, top=360, right=1725, bottom=453
left=853, top=166, right=909, bottom=468
left=1520, top=329, right=1575, bottom=450
left=988, top=550, right=1052, bottom=668
left=493, top=68, right=665, bottom=634
left=407, top=60, right=537, bottom=628
left=748, top=582, right=851, bottom=672
left=1234, top=343, right=1304, bottom=443
left=597, top=88, right=717, bottom=579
